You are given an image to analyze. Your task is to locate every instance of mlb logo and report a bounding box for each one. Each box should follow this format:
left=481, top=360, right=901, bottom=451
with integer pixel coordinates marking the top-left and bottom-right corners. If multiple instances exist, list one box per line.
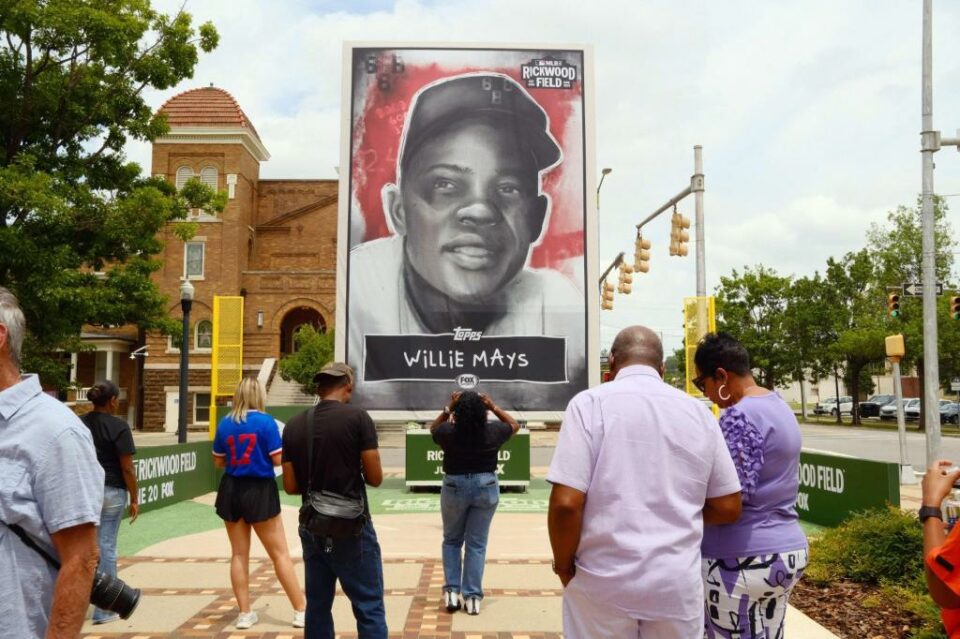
left=457, top=374, right=479, bottom=389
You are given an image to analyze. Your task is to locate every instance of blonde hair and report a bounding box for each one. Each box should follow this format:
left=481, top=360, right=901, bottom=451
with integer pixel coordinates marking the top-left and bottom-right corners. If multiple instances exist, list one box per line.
left=228, top=377, right=266, bottom=423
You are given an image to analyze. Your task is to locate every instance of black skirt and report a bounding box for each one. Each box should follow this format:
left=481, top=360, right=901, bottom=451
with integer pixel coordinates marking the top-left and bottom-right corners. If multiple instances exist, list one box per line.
left=215, top=474, right=281, bottom=523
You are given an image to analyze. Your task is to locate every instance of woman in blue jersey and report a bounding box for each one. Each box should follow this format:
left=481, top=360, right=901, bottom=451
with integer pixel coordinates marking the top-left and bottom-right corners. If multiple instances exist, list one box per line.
left=213, top=377, right=306, bottom=630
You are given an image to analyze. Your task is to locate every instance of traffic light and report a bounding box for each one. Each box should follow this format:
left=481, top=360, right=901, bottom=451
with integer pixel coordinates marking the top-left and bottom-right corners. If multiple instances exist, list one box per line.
left=617, top=262, right=633, bottom=294
left=669, top=209, right=691, bottom=256
left=887, top=293, right=901, bottom=318
left=601, top=280, right=615, bottom=310
left=951, top=296, right=960, bottom=320
left=634, top=234, right=651, bottom=273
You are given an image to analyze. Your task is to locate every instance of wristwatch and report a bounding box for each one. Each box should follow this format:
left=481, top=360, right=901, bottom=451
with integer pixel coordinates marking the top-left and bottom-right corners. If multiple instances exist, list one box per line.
left=919, top=505, right=944, bottom=523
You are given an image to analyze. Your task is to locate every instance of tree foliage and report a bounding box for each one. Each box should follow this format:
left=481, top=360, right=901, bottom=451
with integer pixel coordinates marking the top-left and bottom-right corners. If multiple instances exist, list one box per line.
left=0, top=1, right=221, bottom=386
left=278, top=327, right=335, bottom=395
left=715, top=265, right=793, bottom=389
left=712, top=196, right=960, bottom=425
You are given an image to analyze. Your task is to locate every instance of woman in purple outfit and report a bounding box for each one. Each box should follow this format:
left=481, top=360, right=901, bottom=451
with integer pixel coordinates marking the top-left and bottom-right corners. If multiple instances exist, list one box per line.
left=693, top=332, right=808, bottom=639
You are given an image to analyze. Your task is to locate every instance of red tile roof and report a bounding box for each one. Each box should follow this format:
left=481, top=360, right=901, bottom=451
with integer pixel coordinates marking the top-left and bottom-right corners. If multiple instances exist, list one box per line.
left=158, top=87, right=261, bottom=140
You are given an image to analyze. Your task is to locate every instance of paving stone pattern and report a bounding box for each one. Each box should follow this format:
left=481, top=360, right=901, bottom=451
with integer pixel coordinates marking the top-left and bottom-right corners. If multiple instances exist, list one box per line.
left=80, top=557, right=563, bottom=639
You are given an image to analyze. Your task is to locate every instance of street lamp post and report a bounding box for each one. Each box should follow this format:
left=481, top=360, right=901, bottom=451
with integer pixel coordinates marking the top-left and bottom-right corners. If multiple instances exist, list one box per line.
left=178, top=279, right=194, bottom=444
left=596, top=167, right=612, bottom=208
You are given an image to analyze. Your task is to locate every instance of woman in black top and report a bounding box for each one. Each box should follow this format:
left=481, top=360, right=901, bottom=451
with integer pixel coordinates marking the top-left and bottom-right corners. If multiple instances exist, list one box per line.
left=430, top=391, right=519, bottom=616
left=81, top=380, right=139, bottom=625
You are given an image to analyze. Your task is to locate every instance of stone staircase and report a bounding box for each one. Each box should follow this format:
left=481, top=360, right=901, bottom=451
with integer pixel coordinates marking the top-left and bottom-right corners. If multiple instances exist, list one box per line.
left=265, top=375, right=316, bottom=406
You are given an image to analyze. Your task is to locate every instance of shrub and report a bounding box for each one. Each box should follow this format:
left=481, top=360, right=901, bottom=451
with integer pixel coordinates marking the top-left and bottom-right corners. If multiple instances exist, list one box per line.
left=277, top=327, right=335, bottom=394
left=807, top=505, right=924, bottom=586
left=805, top=506, right=946, bottom=639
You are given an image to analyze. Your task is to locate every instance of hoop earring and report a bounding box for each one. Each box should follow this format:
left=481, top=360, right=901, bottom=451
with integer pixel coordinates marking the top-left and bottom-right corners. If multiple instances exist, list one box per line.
left=718, top=384, right=731, bottom=402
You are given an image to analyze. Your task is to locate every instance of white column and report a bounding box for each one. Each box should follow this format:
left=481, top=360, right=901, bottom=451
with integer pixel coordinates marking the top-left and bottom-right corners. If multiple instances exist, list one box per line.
left=105, top=350, right=115, bottom=382
left=70, top=353, right=78, bottom=384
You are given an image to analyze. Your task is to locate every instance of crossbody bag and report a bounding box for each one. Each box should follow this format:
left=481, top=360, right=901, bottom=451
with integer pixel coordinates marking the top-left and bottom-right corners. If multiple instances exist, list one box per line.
left=297, top=405, right=366, bottom=549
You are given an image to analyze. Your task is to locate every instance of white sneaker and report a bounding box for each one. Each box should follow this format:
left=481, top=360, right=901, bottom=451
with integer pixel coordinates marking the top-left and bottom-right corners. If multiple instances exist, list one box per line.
left=293, top=609, right=306, bottom=628
left=235, top=611, right=258, bottom=629
left=466, top=597, right=480, bottom=615
left=443, top=589, right=461, bottom=612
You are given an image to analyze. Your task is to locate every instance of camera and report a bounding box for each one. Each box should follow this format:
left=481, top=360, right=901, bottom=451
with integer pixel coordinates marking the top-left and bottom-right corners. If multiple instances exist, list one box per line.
left=90, top=567, right=141, bottom=619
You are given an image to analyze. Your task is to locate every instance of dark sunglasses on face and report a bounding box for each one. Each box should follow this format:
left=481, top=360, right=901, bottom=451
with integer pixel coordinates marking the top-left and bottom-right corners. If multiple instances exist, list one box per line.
left=692, top=373, right=708, bottom=393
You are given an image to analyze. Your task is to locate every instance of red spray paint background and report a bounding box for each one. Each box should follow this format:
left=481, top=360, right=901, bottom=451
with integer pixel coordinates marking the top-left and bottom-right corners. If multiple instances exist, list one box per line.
left=350, top=58, right=585, bottom=272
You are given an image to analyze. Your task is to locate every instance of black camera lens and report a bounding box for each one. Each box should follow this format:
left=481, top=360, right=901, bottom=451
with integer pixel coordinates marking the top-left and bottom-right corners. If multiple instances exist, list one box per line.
left=90, top=569, right=141, bottom=619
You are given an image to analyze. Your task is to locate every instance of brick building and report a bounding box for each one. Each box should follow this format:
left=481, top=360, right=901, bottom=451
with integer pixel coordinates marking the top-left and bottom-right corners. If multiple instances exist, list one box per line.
left=127, top=86, right=336, bottom=431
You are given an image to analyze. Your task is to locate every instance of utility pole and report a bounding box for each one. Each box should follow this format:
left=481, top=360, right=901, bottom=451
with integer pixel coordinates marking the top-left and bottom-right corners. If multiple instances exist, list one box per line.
left=921, top=0, right=940, bottom=466
left=919, top=0, right=960, bottom=465
left=693, top=146, right=706, bottom=297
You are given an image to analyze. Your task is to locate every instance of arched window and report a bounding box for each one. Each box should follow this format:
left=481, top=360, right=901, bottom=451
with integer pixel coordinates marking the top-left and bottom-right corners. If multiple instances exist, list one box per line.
left=175, top=166, right=194, bottom=190
left=199, top=166, right=218, bottom=190
left=195, top=320, right=213, bottom=350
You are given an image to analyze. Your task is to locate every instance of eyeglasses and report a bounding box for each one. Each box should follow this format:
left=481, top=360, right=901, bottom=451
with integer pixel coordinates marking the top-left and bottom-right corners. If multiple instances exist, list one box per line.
left=692, top=373, right=708, bottom=393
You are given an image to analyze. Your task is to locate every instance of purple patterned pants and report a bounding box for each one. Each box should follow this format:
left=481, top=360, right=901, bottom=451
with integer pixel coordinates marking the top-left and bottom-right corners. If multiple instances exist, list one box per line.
left=702, top=549, right=808, bottom=639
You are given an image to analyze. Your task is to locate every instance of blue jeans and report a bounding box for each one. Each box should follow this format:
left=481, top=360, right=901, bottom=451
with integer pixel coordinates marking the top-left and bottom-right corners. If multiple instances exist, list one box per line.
left=440, top=472, right=499, bottom=599
left=299, top=521, right=387, bottom=639
left=93, top=485, right=127, bottom=621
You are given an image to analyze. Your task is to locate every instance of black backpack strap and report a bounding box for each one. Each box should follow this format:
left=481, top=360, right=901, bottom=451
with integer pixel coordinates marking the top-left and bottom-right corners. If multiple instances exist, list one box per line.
left=305, top=405, right=316, bottom=492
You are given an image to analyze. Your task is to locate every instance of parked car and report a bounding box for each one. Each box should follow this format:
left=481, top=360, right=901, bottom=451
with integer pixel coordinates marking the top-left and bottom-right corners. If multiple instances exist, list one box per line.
left=941, top=400, right=960, bottom=425
left=882, top=398, right=921, bottom=421
left=815, top=396, right=854, bottom=416
left=859, top=394, right=896, bottom=418
left=898, top=399, right=960, bottom=424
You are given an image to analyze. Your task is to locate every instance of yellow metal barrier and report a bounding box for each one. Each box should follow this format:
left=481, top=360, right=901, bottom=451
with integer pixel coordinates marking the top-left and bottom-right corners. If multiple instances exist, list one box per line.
left=211, top=296, right=244, bottom=439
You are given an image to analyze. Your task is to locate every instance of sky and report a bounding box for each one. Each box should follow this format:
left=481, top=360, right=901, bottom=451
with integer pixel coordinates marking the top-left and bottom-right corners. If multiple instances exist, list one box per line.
left=128, top=0, right=960, bottom=355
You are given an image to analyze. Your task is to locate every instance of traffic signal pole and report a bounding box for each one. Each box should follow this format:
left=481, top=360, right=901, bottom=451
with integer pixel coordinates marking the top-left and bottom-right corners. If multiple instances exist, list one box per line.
left=693, top=146, right=706, bottom=298
left=918, top=1, right=960, bottom=464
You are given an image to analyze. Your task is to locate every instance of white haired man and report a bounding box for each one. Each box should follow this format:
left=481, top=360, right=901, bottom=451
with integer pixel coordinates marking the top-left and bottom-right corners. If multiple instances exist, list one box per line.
left=0, top=286, right=104, bottom=637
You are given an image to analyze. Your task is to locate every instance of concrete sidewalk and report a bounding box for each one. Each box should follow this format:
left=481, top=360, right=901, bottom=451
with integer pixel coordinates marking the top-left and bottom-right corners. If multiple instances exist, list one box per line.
left=80, top=472, right=837, bottom=638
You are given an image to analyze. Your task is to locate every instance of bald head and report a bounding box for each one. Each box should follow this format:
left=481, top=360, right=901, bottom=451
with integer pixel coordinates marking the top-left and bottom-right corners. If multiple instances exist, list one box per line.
left=610, top=325, right=664, bottom=372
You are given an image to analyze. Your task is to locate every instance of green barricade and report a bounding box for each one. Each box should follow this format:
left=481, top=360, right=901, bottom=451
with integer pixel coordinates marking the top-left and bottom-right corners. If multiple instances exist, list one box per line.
left=405, top=428, right=530, bottom=488
left=133, top=441, right=217, bottom=515
left=797, top=450, right=900, bottom=527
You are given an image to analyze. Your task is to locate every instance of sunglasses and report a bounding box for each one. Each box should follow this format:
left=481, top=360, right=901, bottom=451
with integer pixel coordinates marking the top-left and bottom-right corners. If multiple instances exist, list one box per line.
left=692, top=373, right=708, bottom=393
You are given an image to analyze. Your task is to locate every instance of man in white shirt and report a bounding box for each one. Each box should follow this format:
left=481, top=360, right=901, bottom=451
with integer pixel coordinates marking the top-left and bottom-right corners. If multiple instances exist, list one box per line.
left=547, top=325, right=742, bottom=638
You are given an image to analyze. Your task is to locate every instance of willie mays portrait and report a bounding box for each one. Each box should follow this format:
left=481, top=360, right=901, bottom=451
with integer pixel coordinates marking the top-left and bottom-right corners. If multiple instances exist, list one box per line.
left=341, top=49, right=593, bottom=412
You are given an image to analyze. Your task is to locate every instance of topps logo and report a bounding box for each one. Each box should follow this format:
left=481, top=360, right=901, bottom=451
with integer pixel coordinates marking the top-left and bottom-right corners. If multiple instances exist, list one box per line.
left=452, top=327, right=482, bottom=341
left=457, top=374, right=479, bottom=389
left=520, top=58, right=578, bottom=89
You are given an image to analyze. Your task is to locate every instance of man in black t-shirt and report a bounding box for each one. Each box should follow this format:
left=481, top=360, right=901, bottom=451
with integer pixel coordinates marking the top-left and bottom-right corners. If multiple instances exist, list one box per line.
left=281, top=362, right=386, bottom=638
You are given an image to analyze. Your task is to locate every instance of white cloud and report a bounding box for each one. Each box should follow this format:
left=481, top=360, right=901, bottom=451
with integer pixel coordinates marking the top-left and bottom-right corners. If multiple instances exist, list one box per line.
left=132, top=0, right=960, bottom=354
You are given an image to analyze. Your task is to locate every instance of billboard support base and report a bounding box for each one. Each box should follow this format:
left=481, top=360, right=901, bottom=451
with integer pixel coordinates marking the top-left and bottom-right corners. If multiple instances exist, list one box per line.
left=900, top=464, right=918, bottom=485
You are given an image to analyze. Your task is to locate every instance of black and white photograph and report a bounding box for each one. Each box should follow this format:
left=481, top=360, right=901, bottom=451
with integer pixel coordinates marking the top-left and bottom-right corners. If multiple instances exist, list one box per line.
left=337, top=44, right=597, bottom=413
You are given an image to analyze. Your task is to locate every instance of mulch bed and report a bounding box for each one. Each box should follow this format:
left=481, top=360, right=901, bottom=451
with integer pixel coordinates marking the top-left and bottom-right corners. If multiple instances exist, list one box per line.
left=792, top=579, right=923, bottom=639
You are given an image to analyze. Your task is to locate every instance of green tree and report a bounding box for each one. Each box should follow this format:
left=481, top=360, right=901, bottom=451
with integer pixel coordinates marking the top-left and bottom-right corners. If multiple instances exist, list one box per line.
left=819, top=249, right=888, bottom=425
left=715, top=265, right=794, bottom=389
left=0, top=1, right=221, bottom=386
left=865, top=197, right=958, bottom=428
left=278, top=327, right=335, bottom=395
left=783, top=273, right=835, bottom=419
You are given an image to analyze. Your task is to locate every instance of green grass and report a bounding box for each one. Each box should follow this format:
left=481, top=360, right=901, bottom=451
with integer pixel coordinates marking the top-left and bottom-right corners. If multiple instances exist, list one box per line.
left=117, top=499, right=223, bottom=557
left=118, top=478, right=827, bottom=557
left=280, top=476, right=552, bottom=514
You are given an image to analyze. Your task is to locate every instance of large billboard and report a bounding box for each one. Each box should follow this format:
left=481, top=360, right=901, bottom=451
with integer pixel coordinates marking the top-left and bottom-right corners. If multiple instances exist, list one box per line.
left=336, top=43, right=598, bottom=414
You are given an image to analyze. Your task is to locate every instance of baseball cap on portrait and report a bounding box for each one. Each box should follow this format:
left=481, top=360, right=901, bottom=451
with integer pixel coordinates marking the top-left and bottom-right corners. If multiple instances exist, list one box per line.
left=312, top=361, right=354, bottom=385
left=398, top=73, right=562, bottom=176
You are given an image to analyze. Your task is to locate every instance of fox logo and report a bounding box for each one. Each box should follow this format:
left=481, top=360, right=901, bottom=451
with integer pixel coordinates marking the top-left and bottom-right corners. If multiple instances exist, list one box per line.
left=457, top=374, right=479, bottom=389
